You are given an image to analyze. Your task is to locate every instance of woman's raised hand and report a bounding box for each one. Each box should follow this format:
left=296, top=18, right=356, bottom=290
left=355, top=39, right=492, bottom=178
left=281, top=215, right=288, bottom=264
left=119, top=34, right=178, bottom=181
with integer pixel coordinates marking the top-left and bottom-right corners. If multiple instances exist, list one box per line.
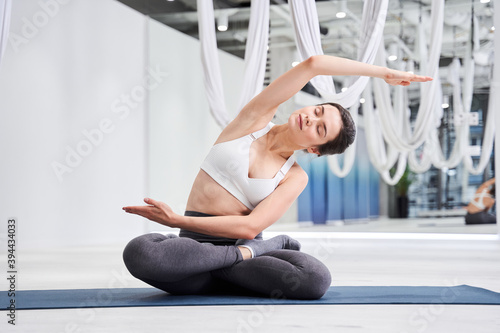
left=123, top=198, right=178, bottom=227
left=383, top=68, right=433, bottom=86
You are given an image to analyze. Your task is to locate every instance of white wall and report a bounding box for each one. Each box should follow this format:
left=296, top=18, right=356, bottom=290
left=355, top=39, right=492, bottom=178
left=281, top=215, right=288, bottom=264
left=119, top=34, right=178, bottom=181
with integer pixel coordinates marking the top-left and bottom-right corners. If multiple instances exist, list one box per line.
left=0, top=0, right=148, bottom=249
left=147, top=19, right=245, bottom=232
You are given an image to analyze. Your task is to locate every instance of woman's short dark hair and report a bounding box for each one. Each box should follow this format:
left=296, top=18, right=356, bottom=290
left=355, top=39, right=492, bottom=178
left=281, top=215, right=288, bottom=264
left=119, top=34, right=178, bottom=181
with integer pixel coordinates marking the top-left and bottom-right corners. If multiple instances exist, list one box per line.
left=316, top=102, right=356, bottom=156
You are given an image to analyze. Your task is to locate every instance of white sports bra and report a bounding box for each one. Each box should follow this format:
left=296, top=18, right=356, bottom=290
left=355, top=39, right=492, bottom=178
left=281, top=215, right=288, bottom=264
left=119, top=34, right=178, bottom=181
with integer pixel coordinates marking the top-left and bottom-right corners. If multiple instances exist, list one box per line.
left=470, top=189, right=493, bottom=210
left=200, top=122, right=295, bottom=210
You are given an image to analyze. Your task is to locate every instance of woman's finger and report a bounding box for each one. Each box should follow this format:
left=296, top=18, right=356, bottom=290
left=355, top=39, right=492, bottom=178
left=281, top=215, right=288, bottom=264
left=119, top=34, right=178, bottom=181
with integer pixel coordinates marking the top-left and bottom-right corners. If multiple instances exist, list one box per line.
left=123, top=205, right=157, bottom=214
left=144, top=198, right=167, bottom=211
left=123, top=205, right=162, bottom=220
left=123, top=207, right=146, bottom=217
left=408, top=74, right=432, bottom=82
left=143, top=197, right=158, bottom=206
left=123, top=205, right=147, bottom=211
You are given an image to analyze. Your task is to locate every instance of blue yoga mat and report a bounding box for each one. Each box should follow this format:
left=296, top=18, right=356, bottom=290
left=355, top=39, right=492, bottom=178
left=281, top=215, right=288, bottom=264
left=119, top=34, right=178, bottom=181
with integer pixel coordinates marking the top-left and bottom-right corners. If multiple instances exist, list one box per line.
left=1, top=285, right=499, bottom=310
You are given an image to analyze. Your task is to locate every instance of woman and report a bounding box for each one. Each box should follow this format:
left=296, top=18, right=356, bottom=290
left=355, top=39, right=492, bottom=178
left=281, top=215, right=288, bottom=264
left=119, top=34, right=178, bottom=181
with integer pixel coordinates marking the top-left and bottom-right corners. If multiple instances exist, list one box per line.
left=122, top=55, right=432, bottom=299
left=465, top=178, right=496, bottom=225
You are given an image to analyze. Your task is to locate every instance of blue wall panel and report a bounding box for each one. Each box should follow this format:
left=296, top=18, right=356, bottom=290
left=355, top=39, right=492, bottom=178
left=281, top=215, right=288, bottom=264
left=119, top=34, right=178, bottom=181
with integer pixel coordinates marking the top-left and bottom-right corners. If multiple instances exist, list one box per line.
left=297, top=128, right=380, bottom=223
left=326, top=161, right=344, bottom=221
left=369, top=161, right=380, bottom=217
left=356, top=129, right=370, bottom=219
left=297, top=154, right=313, bottom=223
left=342, top=157, right=358, bottom=220
left=310, top=157, right=327, bottom=224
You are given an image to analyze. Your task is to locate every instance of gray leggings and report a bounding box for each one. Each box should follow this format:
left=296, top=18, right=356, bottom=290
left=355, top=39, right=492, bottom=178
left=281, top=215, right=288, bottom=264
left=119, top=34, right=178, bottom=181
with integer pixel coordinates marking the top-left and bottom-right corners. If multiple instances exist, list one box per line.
left=123, top=212, right=331, bottom=300
left=465, top=211, right=496, bottom=225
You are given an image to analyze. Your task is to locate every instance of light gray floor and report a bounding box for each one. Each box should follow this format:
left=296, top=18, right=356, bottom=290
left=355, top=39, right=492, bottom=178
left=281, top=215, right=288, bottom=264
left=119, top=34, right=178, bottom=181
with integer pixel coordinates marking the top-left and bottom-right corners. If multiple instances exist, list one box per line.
left=2, top=218, right=500, bottom=333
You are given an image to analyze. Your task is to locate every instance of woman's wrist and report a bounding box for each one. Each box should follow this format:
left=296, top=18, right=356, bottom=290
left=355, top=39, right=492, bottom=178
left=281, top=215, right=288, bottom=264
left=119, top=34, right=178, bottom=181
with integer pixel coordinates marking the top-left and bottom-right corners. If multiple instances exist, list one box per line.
left=168, top=213, right=185, bottom=229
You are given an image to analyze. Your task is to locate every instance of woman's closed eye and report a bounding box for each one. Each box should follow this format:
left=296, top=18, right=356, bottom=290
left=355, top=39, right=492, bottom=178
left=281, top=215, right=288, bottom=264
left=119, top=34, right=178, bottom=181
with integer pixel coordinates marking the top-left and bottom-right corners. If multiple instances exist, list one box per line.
left=314, top=109, right=320, bottom=134
left=314, top=106, right=327, bottom=137
left=317, top=125, right=326, bottom=137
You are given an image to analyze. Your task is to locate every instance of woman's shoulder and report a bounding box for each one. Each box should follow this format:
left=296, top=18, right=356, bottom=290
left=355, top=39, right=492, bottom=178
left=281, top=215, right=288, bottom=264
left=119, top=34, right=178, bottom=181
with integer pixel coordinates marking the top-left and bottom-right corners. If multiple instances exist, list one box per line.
left=280, top=161, right=308, bottom=186
left=292, top=162, right=308, bottom=179
left=214, top=102, right=279, bottom=145
left=214, top=115, right=273, bottom=145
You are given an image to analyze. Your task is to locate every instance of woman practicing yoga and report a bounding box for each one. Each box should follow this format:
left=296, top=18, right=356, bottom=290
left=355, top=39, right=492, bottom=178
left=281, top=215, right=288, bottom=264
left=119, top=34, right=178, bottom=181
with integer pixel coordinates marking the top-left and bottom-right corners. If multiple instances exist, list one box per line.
left=122, top=55, right=432, bottom=299
left=465, top=178, right=496, bottom=225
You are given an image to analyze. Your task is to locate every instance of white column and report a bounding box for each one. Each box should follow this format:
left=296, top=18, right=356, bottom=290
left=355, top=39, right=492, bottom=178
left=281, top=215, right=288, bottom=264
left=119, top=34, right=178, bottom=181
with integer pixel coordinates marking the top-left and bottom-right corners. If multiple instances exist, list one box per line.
left=495, top=0, right=500, bottom=239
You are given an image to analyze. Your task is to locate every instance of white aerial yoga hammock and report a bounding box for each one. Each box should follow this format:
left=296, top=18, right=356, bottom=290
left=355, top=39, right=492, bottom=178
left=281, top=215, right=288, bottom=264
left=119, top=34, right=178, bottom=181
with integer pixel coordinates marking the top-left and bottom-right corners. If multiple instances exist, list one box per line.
left=289, top=0, right=388, bottom=108
left=235, top=0, right=269, bottom=112
left=197, top=0, right=269, bottom=129
left=362, top=80, right=408, bottom=185
left=372, top=0, right=445, bottom=154
left=288, top=0, right=388, bottom=177
left=405, top=7, right=459, bottom=173
left=366, top=0, right=453, bottom=182
left=368, top=2, right=493, bottom=181
left=0, top=0, right=12, bottom=66
left=406, top=15, right=495, bottom=175
left=463, top=78, right=496, bottom=175
left=433, top=14, right=495, bottom=175
left=455, top=55, right=496, bottom=176
left=197, top=0, right=230, bottom=128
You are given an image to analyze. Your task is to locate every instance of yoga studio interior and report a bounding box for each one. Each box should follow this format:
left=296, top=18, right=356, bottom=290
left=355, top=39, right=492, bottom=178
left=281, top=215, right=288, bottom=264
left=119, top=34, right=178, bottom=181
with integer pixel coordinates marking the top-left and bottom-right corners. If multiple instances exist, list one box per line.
left=1, top=0, right=500, bottom=332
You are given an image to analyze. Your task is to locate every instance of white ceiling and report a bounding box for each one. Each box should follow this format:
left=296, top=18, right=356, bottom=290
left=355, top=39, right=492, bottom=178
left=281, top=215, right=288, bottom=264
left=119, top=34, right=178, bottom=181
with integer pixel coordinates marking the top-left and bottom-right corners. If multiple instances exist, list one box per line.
left=140, top=0, right=495, bottom=94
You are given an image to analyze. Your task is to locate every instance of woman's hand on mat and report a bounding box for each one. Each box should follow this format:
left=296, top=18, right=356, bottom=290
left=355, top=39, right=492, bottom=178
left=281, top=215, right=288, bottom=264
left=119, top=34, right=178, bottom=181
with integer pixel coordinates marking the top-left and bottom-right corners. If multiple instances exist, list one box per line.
left=122, top=198, right=179, bottom=227
left=383, top=68, right=432, bottom=87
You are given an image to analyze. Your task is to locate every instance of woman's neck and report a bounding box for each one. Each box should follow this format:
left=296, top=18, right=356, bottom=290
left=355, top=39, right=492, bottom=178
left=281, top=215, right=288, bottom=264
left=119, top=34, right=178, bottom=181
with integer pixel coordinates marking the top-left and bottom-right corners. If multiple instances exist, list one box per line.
left=264, top=124, right=303, bottom=159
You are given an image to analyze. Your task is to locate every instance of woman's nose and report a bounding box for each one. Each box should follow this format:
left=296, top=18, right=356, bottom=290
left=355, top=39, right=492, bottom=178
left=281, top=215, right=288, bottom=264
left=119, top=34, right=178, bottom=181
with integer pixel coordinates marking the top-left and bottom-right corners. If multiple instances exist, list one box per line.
left=306, top=115, right=317, bottom=125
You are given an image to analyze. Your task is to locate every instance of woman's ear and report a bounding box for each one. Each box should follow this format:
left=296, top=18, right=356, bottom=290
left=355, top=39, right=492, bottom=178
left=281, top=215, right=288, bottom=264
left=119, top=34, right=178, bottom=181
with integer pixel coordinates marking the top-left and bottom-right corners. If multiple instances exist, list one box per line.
left=307, top=147, right=320, bottom=155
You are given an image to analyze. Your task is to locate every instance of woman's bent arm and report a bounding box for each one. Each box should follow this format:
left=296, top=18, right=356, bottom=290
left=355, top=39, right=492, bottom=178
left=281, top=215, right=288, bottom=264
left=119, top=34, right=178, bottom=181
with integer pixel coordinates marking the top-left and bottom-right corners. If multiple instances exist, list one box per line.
left=180, top=169, right=308, bottom=239
left=123, top=168, right=308, bottom=239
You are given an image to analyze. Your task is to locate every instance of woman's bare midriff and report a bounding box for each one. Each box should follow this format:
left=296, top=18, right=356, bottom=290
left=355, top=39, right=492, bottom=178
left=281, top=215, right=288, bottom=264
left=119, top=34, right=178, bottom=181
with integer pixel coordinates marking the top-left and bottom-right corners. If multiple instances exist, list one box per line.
left=185, top=170, right=252, bottom=216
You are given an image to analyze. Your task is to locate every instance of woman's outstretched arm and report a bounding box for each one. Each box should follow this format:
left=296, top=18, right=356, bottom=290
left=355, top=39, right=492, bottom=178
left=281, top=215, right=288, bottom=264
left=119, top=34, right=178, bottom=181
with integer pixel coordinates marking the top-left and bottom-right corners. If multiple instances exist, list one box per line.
left=238, top=55, right=432, bottom=124
left=477, top=177, right=496, bottom=193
